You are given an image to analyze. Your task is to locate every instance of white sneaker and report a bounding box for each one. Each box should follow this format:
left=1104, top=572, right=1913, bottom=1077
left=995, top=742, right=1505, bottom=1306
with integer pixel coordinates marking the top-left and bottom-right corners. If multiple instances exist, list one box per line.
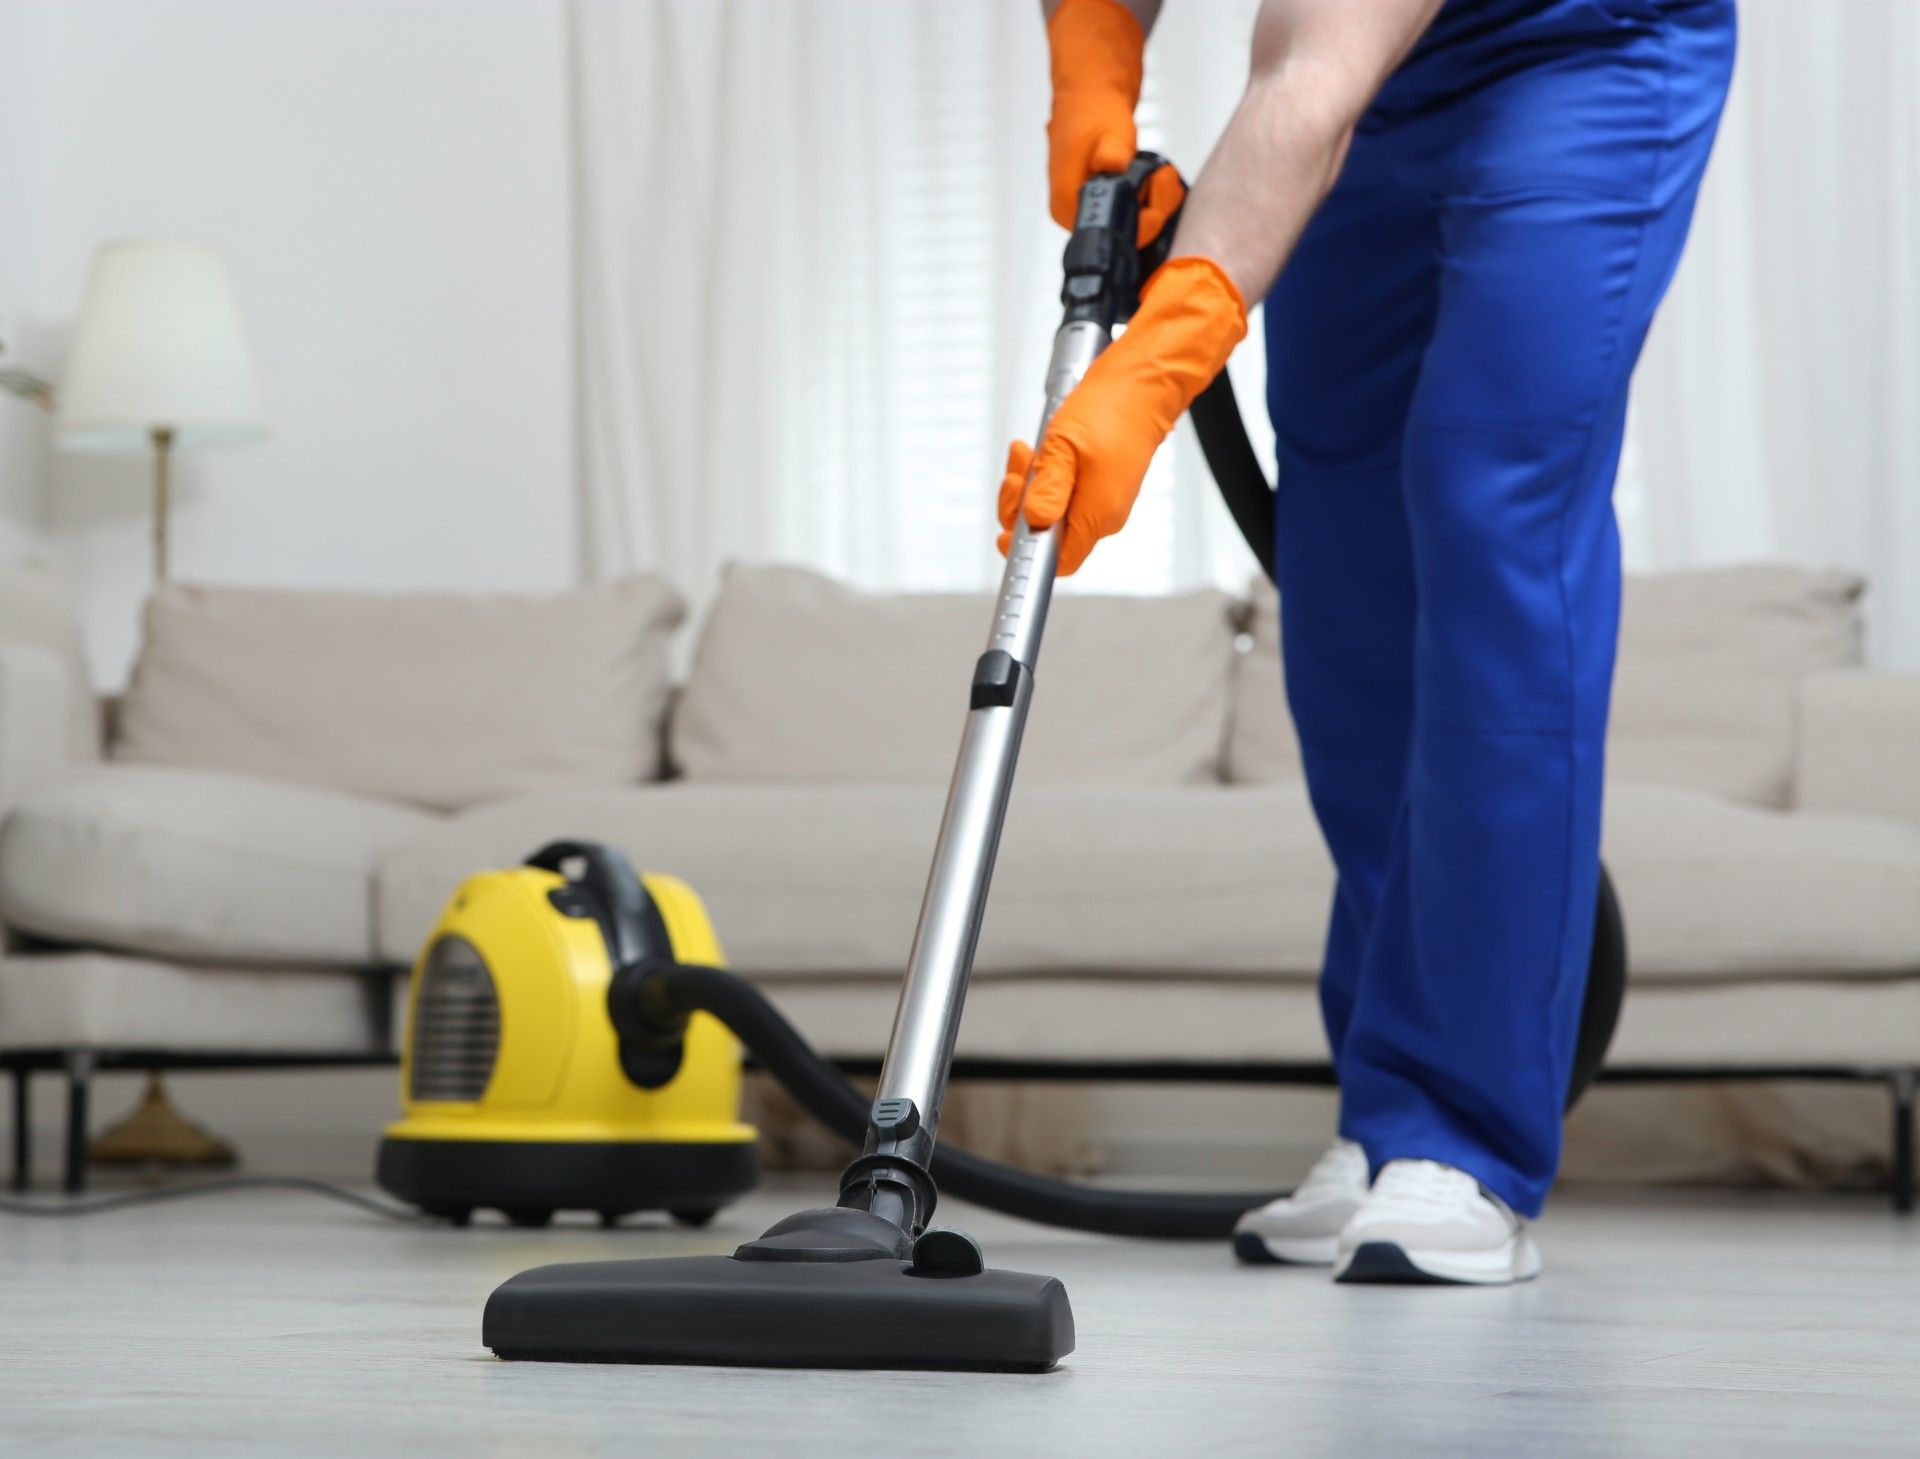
left=1333, top=1158, right=1542, bottom=1285
left=1233, top=1138, right=1371, bottom=1266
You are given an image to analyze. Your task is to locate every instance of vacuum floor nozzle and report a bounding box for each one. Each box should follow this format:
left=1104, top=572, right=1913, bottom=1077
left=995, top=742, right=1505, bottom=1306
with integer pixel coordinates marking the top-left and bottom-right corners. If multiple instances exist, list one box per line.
left=483, top=1252, right=1074, bottom=1372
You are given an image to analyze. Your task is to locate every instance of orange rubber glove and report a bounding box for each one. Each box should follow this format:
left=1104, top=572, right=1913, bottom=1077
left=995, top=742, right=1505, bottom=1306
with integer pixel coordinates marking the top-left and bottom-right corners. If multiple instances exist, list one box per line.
left=998, top=256, right=1247, bottom=577
left=1046, top=0, right=1183, bottom=248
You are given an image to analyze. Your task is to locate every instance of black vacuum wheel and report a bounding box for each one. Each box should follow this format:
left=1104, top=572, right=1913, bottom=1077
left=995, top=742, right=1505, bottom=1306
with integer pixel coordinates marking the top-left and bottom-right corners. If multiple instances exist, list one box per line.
left=669, top=1207, right=718, bottom=1229
left=504, top=1208, right=555, bottom=1229
left=1566, top=862, right=1627, bottom=1110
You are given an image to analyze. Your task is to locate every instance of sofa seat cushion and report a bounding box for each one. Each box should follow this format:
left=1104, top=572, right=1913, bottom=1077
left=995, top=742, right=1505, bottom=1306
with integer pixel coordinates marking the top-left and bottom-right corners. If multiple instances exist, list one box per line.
left=0, top=951, right=392, bottom=1055
left=378, top=780, right=1920, bottom=989
left=375, top=783, right=1337, bottom=977
left=0, top=765, right=436, bottom=964
left=1604, top=783, right=1920, bottom=979
left=723, top=973, right=1920, bottom=1068
left=670, top=564, right=1238, bottom=786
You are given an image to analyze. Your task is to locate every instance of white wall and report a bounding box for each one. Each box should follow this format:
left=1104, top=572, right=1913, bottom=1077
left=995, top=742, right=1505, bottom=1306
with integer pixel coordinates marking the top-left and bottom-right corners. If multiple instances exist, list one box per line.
left=0, top=0, right=575, bottom=687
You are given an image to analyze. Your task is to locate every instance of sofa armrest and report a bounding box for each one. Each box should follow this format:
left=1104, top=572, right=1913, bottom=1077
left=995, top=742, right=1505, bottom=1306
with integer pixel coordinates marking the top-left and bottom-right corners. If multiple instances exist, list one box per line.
left=1793, top=669, right=1920, bottom=822
left=0, top=642, right=75, bottom=822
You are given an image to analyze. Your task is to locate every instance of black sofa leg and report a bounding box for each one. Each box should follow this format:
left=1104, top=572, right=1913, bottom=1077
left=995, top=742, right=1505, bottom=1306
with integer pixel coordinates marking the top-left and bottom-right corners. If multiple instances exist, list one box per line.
left=63, top=1052, right=93, bottom=1196
left=1890, top=1068, right=1917, bottom=1215
left=10, top=1067, right=27, bottom=1192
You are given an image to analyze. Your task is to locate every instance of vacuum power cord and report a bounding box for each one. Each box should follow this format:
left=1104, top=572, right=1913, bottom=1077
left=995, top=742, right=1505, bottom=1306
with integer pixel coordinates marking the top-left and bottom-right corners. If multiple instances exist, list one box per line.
left=0, top=1174, right=429, bottom=1221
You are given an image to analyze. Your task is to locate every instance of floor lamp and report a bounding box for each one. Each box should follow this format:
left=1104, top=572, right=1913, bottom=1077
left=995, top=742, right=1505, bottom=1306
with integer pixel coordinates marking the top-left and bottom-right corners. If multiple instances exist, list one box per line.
left=56, top=238, right=265, bottom=1168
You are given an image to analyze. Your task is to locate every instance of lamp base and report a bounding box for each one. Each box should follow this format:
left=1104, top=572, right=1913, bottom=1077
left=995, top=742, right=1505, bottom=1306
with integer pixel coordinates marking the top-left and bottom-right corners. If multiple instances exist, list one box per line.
left=88, top=1074, right=236, bottom=1168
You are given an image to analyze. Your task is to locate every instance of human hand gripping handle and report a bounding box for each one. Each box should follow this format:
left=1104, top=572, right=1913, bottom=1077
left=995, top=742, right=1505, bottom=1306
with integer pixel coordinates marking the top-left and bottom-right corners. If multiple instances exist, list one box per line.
left=1047, top=0, right=1185, bottom=247
left=998, top=255, right=1247, bottom=577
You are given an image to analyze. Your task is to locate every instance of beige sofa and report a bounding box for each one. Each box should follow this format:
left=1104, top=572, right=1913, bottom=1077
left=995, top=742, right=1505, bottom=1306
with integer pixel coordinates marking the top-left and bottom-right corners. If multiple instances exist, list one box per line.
left=1, top=560, right=1916, bottom=1201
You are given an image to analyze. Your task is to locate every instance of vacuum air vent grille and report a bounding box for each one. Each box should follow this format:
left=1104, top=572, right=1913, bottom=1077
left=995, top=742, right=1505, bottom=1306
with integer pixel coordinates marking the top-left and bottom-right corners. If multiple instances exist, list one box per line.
left=408, top=934, right=501, bottom=1103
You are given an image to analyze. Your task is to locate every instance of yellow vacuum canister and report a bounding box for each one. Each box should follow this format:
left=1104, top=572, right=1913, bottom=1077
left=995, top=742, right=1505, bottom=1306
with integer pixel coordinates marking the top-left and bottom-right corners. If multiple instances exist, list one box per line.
left=376, top=841, right=758, bottom=1227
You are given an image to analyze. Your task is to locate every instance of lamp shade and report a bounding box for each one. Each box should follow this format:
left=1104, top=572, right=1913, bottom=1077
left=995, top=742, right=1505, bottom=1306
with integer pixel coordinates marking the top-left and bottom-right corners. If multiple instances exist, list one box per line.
left=55, top=238, right=264, bottom=453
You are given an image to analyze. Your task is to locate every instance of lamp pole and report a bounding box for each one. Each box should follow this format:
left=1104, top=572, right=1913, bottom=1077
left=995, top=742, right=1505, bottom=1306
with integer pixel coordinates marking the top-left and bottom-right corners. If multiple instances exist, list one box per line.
left=150, top=425, right=174, bottom=582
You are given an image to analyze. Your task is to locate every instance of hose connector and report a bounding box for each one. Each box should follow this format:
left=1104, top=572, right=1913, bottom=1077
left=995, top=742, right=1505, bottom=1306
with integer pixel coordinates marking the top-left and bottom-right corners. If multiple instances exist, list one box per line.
left=837, top=1097, right=939, bottom=1236
left=606, top=957, right=690, bottom=1089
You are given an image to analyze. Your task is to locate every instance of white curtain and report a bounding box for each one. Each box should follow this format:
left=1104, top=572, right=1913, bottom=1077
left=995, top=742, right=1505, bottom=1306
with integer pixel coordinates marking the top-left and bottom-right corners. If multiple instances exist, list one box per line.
left=568, top=0, right=1263, bottom=611
left=1619, top=0, right=1920, bottom=667
left=574, top=0, right=1920, bottom=662
left=573, top=0, right=1032, bottom=605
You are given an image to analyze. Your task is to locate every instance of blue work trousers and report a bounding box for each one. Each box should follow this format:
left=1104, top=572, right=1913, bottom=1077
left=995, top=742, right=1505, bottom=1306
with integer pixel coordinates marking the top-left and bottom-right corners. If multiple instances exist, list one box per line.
left=1265, top=0, right=1735, bottom=1214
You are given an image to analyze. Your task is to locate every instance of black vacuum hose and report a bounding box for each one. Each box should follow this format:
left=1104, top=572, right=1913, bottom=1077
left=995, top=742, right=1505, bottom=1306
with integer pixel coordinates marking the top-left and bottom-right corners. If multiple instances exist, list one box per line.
left=617, top=859, right=1624, bottom=1241
left=624, top=962, right=1279, bottom=1239
left=627, top=940, right=1626, bottom=1238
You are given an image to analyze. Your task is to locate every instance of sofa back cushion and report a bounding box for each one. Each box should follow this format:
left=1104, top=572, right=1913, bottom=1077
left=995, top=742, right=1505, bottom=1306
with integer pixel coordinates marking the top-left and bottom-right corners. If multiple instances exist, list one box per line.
left=671, top=563, right=1237, bottom=785
left=0, top=559, right=99, bottom=759
left=1224, top=563, right=1865, bottom=806
left=115, top=578, right=684, bottom=811
left=1223, top=577, right=1302, bottom=784
left=1609, top=564, right=1863, bottom=806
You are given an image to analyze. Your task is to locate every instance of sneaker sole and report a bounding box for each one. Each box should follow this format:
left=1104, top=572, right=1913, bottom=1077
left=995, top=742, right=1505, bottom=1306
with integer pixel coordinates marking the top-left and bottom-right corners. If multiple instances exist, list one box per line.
left=1233, top=1230, right=1337, bottom=1267
left=1335, top=1236, right=1542, bottom=1286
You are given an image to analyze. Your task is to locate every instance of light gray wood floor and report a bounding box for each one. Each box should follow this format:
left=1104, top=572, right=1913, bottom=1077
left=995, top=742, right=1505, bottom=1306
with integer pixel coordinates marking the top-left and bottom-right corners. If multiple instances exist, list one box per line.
left=4, top=1176, right=1917, bottom=1457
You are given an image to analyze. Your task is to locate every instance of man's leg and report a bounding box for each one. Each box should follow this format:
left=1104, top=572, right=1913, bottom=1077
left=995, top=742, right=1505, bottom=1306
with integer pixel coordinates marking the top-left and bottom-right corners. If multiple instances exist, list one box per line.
left=1231, top=138, right=1448, bottom=1267
left=1334, top=5, right=1736, bottom=1221
left=1263, top=154, right=1440, bottom=1069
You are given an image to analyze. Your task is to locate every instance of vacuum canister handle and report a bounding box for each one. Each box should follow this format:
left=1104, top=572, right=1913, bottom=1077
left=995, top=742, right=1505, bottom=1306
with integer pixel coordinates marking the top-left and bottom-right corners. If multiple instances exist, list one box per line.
left=524, top=840, right=667, bottom=970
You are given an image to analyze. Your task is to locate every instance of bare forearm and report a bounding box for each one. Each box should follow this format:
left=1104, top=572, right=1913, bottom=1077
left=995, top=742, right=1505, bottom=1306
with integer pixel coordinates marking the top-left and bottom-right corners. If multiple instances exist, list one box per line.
left=1174, top=0, right=1443, bottom=303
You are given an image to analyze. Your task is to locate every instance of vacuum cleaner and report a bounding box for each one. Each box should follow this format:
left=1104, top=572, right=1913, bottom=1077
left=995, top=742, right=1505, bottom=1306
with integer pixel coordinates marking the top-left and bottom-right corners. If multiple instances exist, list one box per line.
left=385, top=155, right=1628, bottom=1372
left=376, top=842, right=759, bottom=1228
